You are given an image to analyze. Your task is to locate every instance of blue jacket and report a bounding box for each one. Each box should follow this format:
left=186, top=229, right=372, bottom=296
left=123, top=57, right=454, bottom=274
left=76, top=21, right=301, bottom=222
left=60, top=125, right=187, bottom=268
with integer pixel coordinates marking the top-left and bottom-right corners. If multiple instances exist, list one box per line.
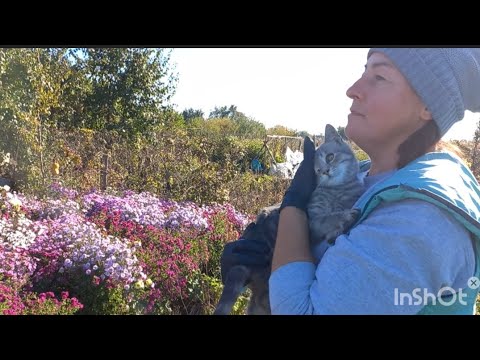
left=355, top=152, right=480, bottom=314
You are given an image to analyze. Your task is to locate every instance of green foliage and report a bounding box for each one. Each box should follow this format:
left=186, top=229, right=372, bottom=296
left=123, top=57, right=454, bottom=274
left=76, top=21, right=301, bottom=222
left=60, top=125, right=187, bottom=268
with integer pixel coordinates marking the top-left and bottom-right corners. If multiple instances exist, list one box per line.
left=0, top=48, right=72, bottom=190
left=234, top=116, right=266, bottom=139
left=13, top=123, right=293, bottom=217
left=228, top=172, right=289, bottom=215
left=30, top=264, right=128, bottom=315
left=0, top=279, right=83, bottom=315
left=208, top=105, right=266, bottom=139
left=208, top=105, right=236, bottom=119
left=71, top=48, right=178, bottom=138
left=185, top=271, right=250, bottom=315
left=201, top=118, right=239, bottom=137
left=203, top=211, right=244, bottom=279
left=182, top=108, right=204, bottom=122
left=267, top=125, right=297, bottom=137
left=63, top=277, right=155, bottom=315
left=77, top=284, right=131, bottom=315
left=87, top=126, right=266, bottom=206
left=337, top=126, right=347, bottom=140
left=242, top=138, right=273, bottom=171
left=0, top=47, right=179, bottom=193
left=21, top=292, right=83, bottom=315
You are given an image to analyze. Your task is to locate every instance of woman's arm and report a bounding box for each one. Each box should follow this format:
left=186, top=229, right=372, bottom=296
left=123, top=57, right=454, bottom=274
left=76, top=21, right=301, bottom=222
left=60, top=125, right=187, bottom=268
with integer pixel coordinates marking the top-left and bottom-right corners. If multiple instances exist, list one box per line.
left=273, top=136, right=317, bottom=271
left=272, top=206, right=314, bottom=272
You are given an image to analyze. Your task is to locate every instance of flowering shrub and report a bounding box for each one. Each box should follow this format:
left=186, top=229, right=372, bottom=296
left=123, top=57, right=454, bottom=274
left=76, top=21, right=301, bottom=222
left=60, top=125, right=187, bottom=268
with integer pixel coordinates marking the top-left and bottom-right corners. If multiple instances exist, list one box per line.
left=21, top=291, right=83, bottom=315
left=84, top=189, right=250, bottom=314
left=0, top=279, right=83, bottom=315
left=0, top=183, right=252, bottom=314
left=0, top=280, right=24, bottom=315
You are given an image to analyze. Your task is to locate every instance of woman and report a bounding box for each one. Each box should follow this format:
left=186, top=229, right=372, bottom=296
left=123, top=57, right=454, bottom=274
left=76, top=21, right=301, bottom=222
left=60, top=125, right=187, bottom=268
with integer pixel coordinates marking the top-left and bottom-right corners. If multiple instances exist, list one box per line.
left=221, top=48, right=480, bottom=314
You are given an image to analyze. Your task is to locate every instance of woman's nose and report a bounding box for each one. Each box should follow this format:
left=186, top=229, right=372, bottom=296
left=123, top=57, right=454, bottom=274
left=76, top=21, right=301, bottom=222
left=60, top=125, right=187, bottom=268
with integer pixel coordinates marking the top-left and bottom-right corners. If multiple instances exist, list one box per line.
left=346, top=78, right=362, bottom=100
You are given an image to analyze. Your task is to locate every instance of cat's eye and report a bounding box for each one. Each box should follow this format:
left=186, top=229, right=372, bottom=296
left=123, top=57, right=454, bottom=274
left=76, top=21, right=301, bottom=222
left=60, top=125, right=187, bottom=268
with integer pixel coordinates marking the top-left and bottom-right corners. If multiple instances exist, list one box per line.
left=326, top=153, right=334, bottom=163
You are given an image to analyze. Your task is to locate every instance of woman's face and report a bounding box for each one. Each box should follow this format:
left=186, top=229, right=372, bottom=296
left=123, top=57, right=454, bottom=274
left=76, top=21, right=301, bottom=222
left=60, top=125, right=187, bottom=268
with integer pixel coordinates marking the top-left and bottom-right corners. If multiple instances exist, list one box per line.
left=345, top=52, right=431, bottom=155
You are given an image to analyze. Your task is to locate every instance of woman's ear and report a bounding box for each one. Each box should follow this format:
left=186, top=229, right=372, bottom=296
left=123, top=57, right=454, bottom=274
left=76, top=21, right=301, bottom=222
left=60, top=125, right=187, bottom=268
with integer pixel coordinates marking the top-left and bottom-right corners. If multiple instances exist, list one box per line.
left=420, top=106, right=433, bottom=121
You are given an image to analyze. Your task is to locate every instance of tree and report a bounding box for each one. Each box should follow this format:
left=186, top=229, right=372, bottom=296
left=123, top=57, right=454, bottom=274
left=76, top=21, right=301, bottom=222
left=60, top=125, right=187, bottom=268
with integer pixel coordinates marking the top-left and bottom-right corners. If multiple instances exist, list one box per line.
left=208, top=105, right=266, bottom=138
left=337, top=126, right=347, bottom=140
left=202, top=118, right=237, bottom=136
left=182, top=108, right=204, bottom=122
left=296, top=130, right=311, bottom=138
left=209, top=105, right=236, bottom=119
left=0, top=48, right=73, bottom=187
left=47, top=48, right=92, bottom=130
left=267, top=125, right=297, bottom=137
left=71, top=48, right=178, bottom=137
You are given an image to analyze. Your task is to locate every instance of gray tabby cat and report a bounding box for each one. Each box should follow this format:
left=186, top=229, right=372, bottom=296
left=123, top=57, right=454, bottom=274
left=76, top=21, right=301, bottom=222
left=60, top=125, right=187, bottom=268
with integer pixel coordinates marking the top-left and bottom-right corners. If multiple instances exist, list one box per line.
left=213, top=124, right=365, bottom=315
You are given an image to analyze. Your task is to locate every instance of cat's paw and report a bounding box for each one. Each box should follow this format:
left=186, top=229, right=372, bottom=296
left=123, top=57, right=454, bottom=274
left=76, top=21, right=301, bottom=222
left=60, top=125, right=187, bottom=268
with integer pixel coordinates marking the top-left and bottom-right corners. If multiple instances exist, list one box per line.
left=326, top=232, right=340, bottom=245
left=324, top=209, right=362, bottom=245
left=346, top=208, right=361, bottom=224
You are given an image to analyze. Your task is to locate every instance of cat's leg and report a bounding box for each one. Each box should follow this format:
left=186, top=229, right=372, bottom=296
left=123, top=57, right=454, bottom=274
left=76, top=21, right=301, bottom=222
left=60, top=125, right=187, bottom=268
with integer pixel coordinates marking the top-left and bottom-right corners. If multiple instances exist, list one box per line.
left=310, top=209, right=361, bottom=245
left=324, top=208, right=361, bottom=244
left=247, top=290, right=271, bottom=315
left=214, top=265, right=251, bottom=315
left=246, top=273, right=271, bottom=315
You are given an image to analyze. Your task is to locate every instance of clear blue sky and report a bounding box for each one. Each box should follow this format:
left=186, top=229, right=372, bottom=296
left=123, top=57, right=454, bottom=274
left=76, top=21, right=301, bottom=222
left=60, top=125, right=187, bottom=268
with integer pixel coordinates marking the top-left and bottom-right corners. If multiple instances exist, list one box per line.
left=168, top=48, right=479, bottom=141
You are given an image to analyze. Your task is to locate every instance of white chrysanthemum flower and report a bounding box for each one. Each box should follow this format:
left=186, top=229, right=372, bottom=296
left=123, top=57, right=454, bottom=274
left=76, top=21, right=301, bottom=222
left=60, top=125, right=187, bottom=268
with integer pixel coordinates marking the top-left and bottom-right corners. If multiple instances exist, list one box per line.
left=8, top=195, right=22, bottom=208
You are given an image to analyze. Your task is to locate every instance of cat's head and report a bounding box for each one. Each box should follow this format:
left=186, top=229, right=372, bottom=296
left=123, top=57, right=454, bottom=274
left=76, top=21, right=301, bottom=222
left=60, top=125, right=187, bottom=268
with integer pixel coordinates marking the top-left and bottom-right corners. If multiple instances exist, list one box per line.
left=314, top=124, right=359, bottom=186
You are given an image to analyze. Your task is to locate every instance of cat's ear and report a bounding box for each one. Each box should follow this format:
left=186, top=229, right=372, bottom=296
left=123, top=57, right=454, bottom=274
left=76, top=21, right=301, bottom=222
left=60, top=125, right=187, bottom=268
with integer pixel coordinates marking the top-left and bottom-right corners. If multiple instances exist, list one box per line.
left=325, top=124, right=342, bottom=143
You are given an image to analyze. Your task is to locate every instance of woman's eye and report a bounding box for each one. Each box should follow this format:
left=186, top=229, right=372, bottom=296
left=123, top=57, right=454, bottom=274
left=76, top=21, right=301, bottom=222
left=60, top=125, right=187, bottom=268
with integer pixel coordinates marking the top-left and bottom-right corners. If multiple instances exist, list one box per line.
left=326, top=153, right=334, bottom=163
left=375, top=75, right=386, bottom=81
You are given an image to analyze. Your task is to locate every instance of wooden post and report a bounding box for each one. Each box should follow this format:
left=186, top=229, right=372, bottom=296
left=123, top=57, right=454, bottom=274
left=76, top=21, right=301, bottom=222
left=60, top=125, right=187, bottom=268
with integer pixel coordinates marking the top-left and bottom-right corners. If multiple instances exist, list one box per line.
left=100, top=154, right=108, bottom=191
left=265, top=142, right=277, bottom=166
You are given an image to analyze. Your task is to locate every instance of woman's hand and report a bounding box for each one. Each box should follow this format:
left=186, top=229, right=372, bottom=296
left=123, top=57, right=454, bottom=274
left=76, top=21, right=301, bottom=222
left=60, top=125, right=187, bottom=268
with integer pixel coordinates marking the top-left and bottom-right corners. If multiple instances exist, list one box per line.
left=280, top=136, right=316, bottom=213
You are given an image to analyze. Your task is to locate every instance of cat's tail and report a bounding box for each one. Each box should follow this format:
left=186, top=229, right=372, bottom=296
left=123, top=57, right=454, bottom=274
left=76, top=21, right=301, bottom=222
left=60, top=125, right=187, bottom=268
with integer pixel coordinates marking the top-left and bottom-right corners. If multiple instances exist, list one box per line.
left=213, top=265, right=251, bottom=315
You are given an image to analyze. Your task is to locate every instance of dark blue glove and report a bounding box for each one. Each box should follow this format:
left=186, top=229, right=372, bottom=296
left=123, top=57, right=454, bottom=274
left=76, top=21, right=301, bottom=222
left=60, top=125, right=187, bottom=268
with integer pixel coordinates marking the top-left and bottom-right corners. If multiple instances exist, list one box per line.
left=280, top=136, right=316, bottom=213
left=220, top=236, right=271, bottom=285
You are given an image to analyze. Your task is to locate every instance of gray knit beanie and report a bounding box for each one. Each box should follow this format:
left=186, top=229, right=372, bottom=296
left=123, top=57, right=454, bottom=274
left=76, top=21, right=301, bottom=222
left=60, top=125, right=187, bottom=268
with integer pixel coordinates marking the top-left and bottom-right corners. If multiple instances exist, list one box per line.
left=368, top=48, right=480, bottom=137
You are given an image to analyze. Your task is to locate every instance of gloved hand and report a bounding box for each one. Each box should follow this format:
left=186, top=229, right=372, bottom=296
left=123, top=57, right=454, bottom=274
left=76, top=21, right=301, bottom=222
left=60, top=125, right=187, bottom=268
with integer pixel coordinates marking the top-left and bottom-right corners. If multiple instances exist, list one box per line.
left=280, top=136, right=316, bottom=213
left=220, top=237, right=271, bottom=285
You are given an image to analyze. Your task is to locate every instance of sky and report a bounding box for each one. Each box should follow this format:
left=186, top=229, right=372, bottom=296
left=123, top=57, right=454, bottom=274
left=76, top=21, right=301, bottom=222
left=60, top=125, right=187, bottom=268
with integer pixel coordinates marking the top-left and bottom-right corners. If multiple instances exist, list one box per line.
left=168, top=48, right=479, bottom=141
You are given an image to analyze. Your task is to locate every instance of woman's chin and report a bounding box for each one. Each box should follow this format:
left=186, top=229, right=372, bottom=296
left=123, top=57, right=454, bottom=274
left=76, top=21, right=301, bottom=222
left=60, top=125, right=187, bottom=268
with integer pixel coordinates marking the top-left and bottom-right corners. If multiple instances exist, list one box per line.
left=345, top=122, right=355, bottom=140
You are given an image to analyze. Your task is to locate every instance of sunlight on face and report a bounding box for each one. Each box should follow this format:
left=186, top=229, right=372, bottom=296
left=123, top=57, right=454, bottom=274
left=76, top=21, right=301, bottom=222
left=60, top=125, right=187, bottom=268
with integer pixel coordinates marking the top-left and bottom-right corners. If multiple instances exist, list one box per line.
left=344, top=52, right=430, bottom=156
